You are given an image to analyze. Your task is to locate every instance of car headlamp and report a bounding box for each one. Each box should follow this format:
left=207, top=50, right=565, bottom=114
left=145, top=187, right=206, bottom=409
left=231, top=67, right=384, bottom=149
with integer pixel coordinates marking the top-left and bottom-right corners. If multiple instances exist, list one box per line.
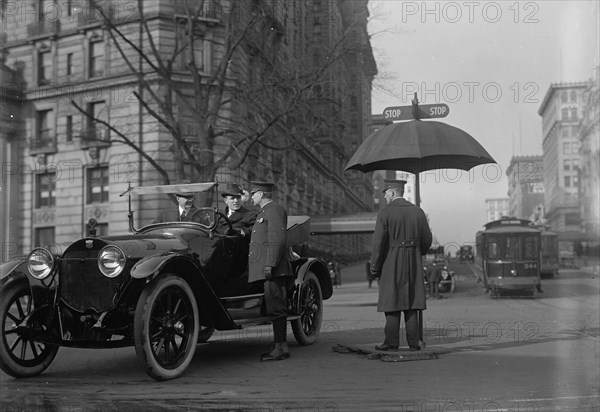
left=28, top=248, right=55, bottom=280
left=98, top=246, right=126, bottom=278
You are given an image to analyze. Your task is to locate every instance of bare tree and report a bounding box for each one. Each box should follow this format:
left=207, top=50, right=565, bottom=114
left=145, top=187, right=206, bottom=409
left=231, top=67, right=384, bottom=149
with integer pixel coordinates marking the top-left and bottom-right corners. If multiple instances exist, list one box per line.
left=73, top=0, right=369, bottom=206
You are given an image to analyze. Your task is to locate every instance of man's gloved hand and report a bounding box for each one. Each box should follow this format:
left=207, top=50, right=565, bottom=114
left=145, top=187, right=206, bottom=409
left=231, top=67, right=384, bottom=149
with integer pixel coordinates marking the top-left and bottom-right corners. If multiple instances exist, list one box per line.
left=371, top=270, right=381, bottom=279
left=264, top=266, right=273, bottom=280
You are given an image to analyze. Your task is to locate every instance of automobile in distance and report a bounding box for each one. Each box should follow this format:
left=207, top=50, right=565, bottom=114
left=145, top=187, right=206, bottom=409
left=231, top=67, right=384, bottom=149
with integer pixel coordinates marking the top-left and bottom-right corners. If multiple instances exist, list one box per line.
left=458, top=245, right=475, bottom=264
left=0, top=182, right=332, bottom=381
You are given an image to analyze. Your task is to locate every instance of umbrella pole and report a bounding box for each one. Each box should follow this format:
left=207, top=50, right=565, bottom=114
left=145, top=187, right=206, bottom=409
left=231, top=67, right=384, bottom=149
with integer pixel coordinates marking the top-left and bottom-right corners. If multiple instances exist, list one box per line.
left=414, top=172, right=425, bottom=347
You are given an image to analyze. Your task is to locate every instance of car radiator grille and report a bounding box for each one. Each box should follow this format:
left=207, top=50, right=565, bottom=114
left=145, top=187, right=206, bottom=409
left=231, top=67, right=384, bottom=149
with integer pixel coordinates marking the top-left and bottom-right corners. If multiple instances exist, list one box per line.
left=60, top=250, right=119, bottom=313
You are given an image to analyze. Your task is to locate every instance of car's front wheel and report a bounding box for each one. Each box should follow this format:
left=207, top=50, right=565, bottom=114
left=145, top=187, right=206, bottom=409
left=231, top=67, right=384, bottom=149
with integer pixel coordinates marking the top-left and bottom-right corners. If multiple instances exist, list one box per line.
left=291, top=272, right=323, bottom=345
left=0, top=281, right=59, bottom=378
left=134, top=274, right=199, bottom=381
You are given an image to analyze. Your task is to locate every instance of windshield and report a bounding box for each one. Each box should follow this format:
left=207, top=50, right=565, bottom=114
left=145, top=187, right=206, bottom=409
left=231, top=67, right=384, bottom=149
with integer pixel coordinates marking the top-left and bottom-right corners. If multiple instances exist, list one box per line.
left=486, top=235, right=539, bottom=259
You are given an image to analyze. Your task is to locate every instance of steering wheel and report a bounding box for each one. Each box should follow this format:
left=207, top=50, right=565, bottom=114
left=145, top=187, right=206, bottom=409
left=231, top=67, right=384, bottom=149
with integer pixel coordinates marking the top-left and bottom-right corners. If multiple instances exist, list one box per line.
left=188, top=208, right=218, bottom=228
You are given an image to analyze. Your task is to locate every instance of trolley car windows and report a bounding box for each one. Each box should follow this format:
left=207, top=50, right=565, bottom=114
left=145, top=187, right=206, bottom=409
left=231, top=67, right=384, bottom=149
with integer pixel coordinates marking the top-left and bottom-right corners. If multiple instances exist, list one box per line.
left=524, top=237, right=538, bottom=259
left=487, top=242, right=500, bottom=259
left=506, top=237, right=521, bottom=259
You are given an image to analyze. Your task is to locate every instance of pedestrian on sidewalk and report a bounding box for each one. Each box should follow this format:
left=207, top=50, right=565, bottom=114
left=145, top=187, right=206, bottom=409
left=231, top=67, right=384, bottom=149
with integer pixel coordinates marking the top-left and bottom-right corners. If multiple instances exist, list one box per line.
left=370, top=179, right=432, bottom=352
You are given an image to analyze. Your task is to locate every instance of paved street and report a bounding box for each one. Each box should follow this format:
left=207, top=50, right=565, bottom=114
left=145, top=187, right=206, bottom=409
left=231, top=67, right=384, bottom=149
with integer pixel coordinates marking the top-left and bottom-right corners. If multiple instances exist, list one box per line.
left=1, top=261, right=599, bottom=411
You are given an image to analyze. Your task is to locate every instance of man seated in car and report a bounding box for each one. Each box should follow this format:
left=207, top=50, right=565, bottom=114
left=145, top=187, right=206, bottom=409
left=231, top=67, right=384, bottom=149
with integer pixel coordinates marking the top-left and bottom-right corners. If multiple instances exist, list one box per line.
left=219, top=183, right=257, bottom=236
left=153, top=192, right=198, bottom=223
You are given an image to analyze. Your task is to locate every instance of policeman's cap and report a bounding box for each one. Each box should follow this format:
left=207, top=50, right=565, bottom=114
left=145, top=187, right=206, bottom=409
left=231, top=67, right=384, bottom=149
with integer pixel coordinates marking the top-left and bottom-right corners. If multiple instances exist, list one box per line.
left=382, top=179, right=407, bottom=193
left=250, top=181, right=274, bottom=194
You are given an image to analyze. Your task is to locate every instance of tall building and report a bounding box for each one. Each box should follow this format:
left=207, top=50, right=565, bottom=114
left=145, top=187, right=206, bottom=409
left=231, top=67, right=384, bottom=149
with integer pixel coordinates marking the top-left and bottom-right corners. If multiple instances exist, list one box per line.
left=538, top=82, right=588, bottom=235
left=506, top=155, right=544, bottom=221
left=485, top=198, right=509, bottom=222
left=578, top=69, right=600, bottom=242
left=0, top=0, right=376, bottom=261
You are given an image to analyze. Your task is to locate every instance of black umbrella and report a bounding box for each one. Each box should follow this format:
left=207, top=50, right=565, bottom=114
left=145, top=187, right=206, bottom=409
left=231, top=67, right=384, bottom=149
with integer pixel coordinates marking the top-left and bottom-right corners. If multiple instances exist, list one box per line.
left=345, top=119, right=496, bottom=206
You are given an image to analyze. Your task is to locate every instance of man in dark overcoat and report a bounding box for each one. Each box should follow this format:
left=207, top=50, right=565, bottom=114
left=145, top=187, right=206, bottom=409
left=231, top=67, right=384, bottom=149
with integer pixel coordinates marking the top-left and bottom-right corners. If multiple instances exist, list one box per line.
left=247, top=181, right=293, bottom=361
left=220, top=183, right=257, bottom=236
left=370, top=179, right=432, bottom=351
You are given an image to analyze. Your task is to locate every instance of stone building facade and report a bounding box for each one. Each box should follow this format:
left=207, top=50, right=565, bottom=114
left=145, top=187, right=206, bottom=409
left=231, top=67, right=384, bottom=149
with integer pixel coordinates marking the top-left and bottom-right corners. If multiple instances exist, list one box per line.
left=0, top=0, right=377, bottom=261
left=506, top=155, right=544, bottom=221
left=538, top=82, right=588, bottom=235
left=578, top=70, right=600, bottom=242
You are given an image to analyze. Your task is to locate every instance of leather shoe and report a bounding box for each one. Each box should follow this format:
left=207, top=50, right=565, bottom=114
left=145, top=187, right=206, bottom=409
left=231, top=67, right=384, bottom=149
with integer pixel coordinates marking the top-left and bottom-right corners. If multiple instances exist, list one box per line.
left=409, top=345, right=421, bottom=351
left=260, top=344, right=290, bottom=361
left=260, top=351, right=288, bottom=361
left=375, top=344, right=398, bottom=352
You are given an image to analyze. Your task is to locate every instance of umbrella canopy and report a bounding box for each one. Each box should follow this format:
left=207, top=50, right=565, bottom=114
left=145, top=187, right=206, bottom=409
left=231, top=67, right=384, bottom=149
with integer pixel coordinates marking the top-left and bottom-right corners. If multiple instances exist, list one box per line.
left=345, top=120, right=495, bottom=174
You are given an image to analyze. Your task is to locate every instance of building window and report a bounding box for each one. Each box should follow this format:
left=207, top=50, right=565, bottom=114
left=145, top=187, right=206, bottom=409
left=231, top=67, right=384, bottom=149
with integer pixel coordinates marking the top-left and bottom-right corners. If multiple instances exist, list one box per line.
left=564, top=176, right=571, bottom=187
left=34, top=227, right=55, bottom=248
left=86, top=101, right=108, bottom=142
left=560, top=91, right=568, bottom=103
left=562, top=126, right=569, bottom=138
left=35, top=109, right=54, bottom=149
left=570, top=90, right=577, bottom=103
left=89, top=40, right=104, bottom=78
left=561, top=108, right=569, bottom=121
left=87, top=166, right=109, bottom=203
left=38, top=50, right=52, bottom=85
left=570, top=108, right=578, bottom=120
left=562, top=142, right=570, bottom=154
left=36, top=172, right=56, bottom=208
left=66, top=53, right=73, bottom=75
left=66, top=115, right=73, bottom=142
left=563, top=159, right=570, bottom=171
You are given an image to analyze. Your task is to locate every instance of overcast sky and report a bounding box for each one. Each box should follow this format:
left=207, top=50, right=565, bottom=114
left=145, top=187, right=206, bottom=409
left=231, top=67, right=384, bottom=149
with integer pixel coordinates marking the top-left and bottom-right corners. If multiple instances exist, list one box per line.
left=367, top=0, right=599, bottom=248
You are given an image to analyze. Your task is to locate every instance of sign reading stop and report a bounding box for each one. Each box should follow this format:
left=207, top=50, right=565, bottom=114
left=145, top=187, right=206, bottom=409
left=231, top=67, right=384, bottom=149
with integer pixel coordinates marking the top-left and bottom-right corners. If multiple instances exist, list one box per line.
left=383, top=103, right=450, bottom=121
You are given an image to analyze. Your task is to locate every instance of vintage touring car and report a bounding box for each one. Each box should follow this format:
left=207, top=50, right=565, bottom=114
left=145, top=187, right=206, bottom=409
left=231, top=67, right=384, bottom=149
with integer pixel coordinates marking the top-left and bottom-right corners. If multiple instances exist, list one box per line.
left=0, top=183, right=332, bottom=381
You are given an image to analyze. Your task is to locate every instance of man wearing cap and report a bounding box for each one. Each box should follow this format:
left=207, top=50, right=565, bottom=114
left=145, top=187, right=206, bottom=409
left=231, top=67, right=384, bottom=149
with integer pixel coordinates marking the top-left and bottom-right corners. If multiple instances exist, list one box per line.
left=153, top=192, right=198, bottom=223
left=370, top=179, right=432, bottom=352
left=247, top=181, right=293, bottom=361
left=220, top=183, right=257, bottom=236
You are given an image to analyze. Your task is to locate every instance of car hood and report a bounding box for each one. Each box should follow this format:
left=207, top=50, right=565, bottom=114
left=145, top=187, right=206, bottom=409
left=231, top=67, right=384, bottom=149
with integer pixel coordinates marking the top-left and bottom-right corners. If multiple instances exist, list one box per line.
left=64, top=227, right=213, bottom=259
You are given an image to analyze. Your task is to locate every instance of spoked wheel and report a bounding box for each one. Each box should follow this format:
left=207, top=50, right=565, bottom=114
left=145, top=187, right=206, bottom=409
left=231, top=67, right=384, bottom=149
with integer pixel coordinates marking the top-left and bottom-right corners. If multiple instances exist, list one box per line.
left=292, top=272, right=323, bottom=345
left=134, top=274, right=199, bottom=381
left=0, top=282, right=59, bottom=378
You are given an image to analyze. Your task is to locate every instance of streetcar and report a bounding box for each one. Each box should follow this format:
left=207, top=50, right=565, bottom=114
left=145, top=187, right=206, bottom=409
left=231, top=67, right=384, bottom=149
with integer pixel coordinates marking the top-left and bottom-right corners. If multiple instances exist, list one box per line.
left=475, top=217, right=542, bottom=298
left=540, top=230, right=559, bottom=278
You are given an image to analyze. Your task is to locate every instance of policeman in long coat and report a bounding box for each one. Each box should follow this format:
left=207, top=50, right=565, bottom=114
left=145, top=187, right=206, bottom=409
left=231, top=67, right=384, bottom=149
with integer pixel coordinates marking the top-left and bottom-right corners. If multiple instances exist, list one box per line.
left=247, top=181, right=293, bottom=361
left=370, top=179, right=432, bottom=351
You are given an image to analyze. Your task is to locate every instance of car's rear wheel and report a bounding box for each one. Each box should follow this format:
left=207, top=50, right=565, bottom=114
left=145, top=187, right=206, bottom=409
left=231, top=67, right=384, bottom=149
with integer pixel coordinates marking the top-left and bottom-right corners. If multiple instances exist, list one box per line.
left=291, top=272, right=323, bottom=345
left=134, top=274, right=199, bottom=381
left=0, top=282, right=59, bottom=378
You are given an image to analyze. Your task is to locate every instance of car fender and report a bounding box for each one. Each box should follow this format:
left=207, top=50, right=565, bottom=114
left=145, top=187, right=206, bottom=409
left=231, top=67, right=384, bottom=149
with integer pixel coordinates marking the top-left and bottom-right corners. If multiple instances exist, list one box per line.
left=295, top=258, right=332, bottom=300
left=130, top=252, right=186, bottom=279
left=0, top=258, right=29, bottom=289
left=130, top=252, right=239, bottom=330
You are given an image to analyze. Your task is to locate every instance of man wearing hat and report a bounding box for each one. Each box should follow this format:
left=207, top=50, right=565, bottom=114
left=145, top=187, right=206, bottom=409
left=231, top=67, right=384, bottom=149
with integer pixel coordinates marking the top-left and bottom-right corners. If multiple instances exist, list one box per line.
left=220, top=183, right=257, bottom=236
left=370, top=179, right=432, bottom=352
left=247, top=181, right=293, bottom=361
left=153, top=192, right=198, bottom=223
